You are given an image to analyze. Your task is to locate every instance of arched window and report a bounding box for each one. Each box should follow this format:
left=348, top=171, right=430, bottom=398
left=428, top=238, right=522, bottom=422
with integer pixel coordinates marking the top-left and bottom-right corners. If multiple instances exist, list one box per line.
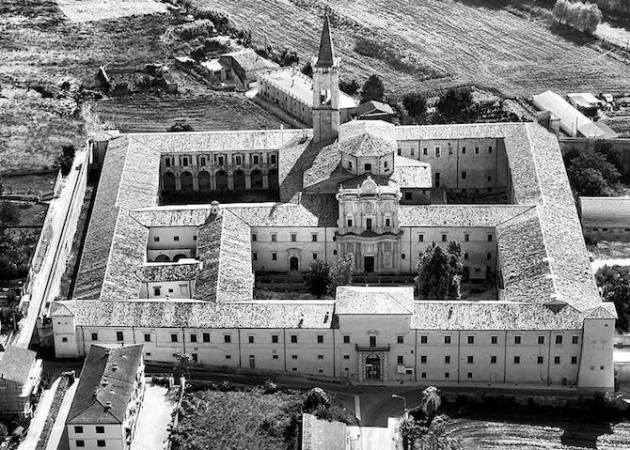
left=215, top=170, right=228, bottom=191
left=233, top=169, right=246, bottom=191
left=251, top=169, right=263, bottom=190
left=180, top=171, right=193, bottom=191
left=198, top=171, right=211, bottom=192
left=162, top=172, right=176, bottom=191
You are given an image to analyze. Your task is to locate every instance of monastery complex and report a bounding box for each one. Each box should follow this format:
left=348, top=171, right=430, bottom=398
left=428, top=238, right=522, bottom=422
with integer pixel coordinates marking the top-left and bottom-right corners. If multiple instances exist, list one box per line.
left=51, top=17, right=615, bottom=390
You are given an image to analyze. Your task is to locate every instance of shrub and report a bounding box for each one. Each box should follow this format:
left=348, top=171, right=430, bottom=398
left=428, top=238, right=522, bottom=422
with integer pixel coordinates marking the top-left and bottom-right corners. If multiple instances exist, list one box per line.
left=553, top=0, right=602, bottom=34
left=304, top=259, right=330, bottom=298
left=402, top=93, right=428, bottom=122
left=56, top=145, right=75, bottom=177
left=168, top=122, right=194, bottom=132
left=339, top=79, right=360, bottom=96
left=360, top=74, right=385, bottom=103
left=178, top=20, right=216, bottom=41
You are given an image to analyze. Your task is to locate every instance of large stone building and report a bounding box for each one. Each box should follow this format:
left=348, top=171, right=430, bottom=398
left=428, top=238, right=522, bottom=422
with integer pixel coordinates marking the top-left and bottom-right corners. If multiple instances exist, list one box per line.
left=51, top=17, right=615, bottom=391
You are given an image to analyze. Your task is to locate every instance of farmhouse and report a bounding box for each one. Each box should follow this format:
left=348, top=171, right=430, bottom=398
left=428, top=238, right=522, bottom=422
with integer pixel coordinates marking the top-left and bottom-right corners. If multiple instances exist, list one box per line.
left=0, top=345, right=42, bottom=417
left=66, top=345, right=145, bottom=450
left=219, top=49, right=279, bottom=90
left=51, top=16, right=615, bottom=391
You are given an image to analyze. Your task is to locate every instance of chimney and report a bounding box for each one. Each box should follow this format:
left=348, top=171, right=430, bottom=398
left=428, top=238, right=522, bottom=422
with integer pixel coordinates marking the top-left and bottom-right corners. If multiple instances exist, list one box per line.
left=112, top=363, right=118, bottom=372
left=105, top=401, right=112, bottom=410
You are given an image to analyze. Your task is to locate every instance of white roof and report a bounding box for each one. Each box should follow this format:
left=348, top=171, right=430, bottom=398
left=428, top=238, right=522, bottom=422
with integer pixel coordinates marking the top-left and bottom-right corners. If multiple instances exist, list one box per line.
left=533, top=90, right=604, bottom=138
left=201, top=59, right=222, bottom=72
left=259, top=68, right=357, bottom=110
left=567, top=93, right=600, bottom=108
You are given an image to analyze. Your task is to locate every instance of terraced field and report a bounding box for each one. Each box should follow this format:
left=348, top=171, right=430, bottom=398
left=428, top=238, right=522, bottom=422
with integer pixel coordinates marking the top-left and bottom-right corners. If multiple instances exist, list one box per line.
left=198, top=0, right=630, bottom=97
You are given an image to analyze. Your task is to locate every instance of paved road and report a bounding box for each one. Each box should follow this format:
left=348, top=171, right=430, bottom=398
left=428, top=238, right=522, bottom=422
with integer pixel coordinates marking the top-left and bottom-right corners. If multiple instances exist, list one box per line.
left=45, top=379, right=78, bottom=450
left=18, top=378, right=61, bottom=450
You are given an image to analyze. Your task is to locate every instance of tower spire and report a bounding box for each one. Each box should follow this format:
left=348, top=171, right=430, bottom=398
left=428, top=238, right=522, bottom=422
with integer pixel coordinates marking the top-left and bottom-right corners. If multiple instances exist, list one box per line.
left=316, top=14, right=335, bottom=67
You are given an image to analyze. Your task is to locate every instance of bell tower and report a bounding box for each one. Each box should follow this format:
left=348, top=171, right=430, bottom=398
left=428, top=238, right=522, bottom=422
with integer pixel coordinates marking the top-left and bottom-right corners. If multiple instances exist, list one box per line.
left=312, top=15, right=340, bottom=147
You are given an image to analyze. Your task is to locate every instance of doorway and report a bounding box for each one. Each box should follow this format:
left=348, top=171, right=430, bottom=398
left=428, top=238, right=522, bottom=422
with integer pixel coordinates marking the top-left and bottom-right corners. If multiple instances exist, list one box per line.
left=365, top=354, right=381, bottom=380
left=364, top=256, right=375, bottom=273
left=249, top=355, right=256, bottom=369
left=290, top=256, right=299, bottom=272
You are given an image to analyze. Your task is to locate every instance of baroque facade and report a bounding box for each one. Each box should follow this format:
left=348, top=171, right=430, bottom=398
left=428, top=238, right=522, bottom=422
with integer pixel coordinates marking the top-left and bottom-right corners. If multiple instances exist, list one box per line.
left=51, top=16, right=615, bottom=391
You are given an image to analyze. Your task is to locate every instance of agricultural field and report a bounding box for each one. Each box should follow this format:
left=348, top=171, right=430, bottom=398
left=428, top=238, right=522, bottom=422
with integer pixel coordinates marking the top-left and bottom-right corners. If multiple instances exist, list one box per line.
left=443, top=417, right=630, bottom=449
left=0, top=0, right=288, bottom=172
left=197, top=0, right=630, bottom=98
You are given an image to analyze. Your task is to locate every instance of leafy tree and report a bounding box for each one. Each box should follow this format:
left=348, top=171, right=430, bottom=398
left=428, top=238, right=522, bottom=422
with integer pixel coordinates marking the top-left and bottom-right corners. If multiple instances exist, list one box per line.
left=402, top=93, right=427, bottom=123
left=168, top=122, right=194, bottom=132
left=435, top=87, right=475, bottom=123
left=173, top=352, right=192, bottom=380
left=339, top=79, right=360, bottom=96
left=552, top=0, right=602, bottom=34
left=564, top=147, right=620, bottom=196
left=595, top=265, right=630, bottom=331
left=0, top=306, right=23, bottom=333
left=415, top=242, right=462, bottom=300
left=301, top=61, right=313, bottom=78
left=360, top=74, right=385, bottom=103
left=305, top=259, right=330, bottom=298
left=328, top=254, right=353, bottom=296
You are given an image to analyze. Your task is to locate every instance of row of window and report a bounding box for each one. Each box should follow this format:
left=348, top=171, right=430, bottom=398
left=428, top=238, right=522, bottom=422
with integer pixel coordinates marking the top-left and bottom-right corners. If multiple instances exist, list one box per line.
left=74, top=425, right=105, bottom=434
left=346, top=161, right=389, bottom=173
left=418, top=232, right=494, bottom=243
left=74, top=441, right=105, bottom=448
left=591, top=227, right=630, bottom=232
left=97, top=332, right=579, bottom=346
left=397, top=355, right=579, bottom=365
left=398, top=145, right=493, bottom=158
left=252, top=232, right=320, bottom=242
left=153, top=235, right=195, bottom=242
left=164, top=154, right=277, bottom=168
left=253, top=252, right=324, bottom=262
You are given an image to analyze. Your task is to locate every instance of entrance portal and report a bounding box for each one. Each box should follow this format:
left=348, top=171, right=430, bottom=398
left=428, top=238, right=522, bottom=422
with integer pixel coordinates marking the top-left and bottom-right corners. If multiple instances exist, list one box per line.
left=365, top=354, right=381, bottom=380
left=290, top=256, right=299, bottom=272
left=364, top=256, right=375, bottom=273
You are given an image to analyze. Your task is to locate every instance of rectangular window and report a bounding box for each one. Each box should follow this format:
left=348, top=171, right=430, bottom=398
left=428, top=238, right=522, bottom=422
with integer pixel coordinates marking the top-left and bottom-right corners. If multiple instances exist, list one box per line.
left=461, top=171, right=467, bottom=179
left=74, top=426, right=83, bottom=433
left=491, top=356, right=497, bottom=364
left=554, top=356, right=561, bottom=364
left=313, top=253, right=318, bottom=260
left=420, top=335, right=427, bottom=344
left=91, top=333, right=98, bottom=341
left=421, top=372, right=427, bottom=379
left=445, top=372, right=450, bottom=379
left=464, top=253, right=469, bottom=260
left=487, top=253, right=492, bottom=260
left=271, top=335, right=279, bottom=344
left=171, top=334, right=178, bottom=343
left=421, top=356, right=427, bottom=364
left=203, top=333, right=210, bottom=343
left=571, top=356, right=578, bottom=365
left=140, top=333, right=149, bottom=343
left=97, top=441, right=106, bottom=448
left=291, top=233, right=297, bottom=242
left=271, top=233, right=277, bottom=242
left=96, top=426, right=105, bottom=434
left=253, top=253, right=258, bottom=261
left=475, top=147, right=479, bottom=154
left=514, top=356, right=521, bottom=364
left=253, top=155, right=259, bottom=165
left=397, top=356, right=404, bottom=365
left=252, top=233, right=257, bottom=242
left=76, top=441, right=85, bottom=448
left=445, top=356, right=451, bottom=364
left=487, top=234, right=493, bottom=242
left=444, top=335, right=451, bottom=344
left=423, top=148, right=427, bottom=156
left=491, top=336, right=498, bottom=344
left=291, top=335, right=298, bottom=343
left=385, top=218, right=391, bottom=227
left=489, top=146, right=493, bottom=153
left=270, top=155, right=277, bottom=164
left=343, top=336, right=350, bottom=344
left=311, top=234, right=318, bottom=242
left=174, top=236, right=180, bottom=242
left=467, top=336, right=474, bottom=344
left=344, top=355, right=350, bottom=360
left=272, top=253, right=277, bottom=261
left=224, top=335, right=231, bottom=343
left=364, top=163, right=372, bottom=171
left=464, top=233, right=470, bottom=242
left=369, top=336, right=376, bottom=347
left=317, top=335, right=324, bottom=344
left=153, top=287, right=161, bottom=296
left=538, top=336, right=545, bottom=344
left=272, top=354, right=279, bottom=360
left=366, top=218, right=373, bottom=231
left=435, top=147, right=440, bottom=157
left=467, top=372, right=473, bottom=379
left=441, top=234, right=447, bottom=242
left=347, top=218, right=353, bottom=227
left=292, top=355, right=298, bottom=360
left=189, top=334, right=196, bottom=343
left=418, top=234, right=424, bottom=242
left=397, top=336, right=404, bottom=344
left=537, top=356, right=544, bottom=364
left=462, top=147, right=466, bottom=154
left=572, top=336, right=579, bottom=344
left=467, top=356, right=474, bottom=364
left=555, top=335, right=563, bottom=344
left=116, top=331, right=124, bottom=341
left=225, top=355, right=231, bottom=360
left=514, top=336, right=521, bottom=345
left=248, top=336, right=254, bottom=344
left=153, top=236, right=160, bottom=242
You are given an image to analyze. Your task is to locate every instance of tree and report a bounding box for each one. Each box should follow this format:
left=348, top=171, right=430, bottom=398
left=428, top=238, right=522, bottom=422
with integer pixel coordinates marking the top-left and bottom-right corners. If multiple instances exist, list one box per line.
left=595, top=265, right=630, bottom=331
left=56, top=145, right=76, bottom=177
left=168, top=122, right=194, bottom=132
left=564, top=147, right=620, bottom=196
left=360, top=74, right=385, bottom=103
left=339, top=79, right=360, bottom=96
left=173, top=352, right=192, bottom=380
left=415, top=242, right=462, bottom=300
left=402, top=93, right=427, bottom=123
left=301, top=61, right=313, bottom=78
left=435, top=87, right=475, bottom=123
left=305, top=259, right=330, bottom=298
left=328, top=254, right=353, bottom=296
left=0, top=306, right=23, bottom=332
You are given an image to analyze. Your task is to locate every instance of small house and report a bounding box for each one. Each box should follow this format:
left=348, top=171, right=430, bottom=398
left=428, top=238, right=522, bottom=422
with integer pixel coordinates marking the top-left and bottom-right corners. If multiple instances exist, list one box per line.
left=0, top=345, right=43, bottom=417
left=219, top=49, right=279, bottom=90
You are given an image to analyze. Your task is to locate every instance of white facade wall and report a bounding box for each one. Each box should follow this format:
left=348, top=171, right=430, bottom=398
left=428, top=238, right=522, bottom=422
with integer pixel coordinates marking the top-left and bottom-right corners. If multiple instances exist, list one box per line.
left=68, top=424, right=123, bottom=450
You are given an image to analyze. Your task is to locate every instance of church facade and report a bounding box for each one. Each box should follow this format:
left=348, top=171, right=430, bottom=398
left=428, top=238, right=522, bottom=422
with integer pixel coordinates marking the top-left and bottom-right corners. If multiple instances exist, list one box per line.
left=51, top=17, right=615, bottom=391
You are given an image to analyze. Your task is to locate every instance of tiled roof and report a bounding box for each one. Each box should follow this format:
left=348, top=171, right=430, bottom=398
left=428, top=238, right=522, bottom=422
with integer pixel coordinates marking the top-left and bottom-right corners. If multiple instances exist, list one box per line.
left=355, top=100, right=395, bottom=117
left=411, top=301, right=584, bottom=330
left=398, top=205, right=531, bottom=228
left=53, top=300, right=335, bottom=329
left=221, top=49, right=279, bottom=73
left=68, top=344, right=143, bottom=425
left=337, top=133, right=396, bottom=158
left=391, top=156, right=432, bottom=188
left=195, top=210, right=254, bottom=302
left=336, top=286, right=414, bottom=315
left=0, top=345, right=37, bottom=384
left=580, top=196, right=630, bottom=227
